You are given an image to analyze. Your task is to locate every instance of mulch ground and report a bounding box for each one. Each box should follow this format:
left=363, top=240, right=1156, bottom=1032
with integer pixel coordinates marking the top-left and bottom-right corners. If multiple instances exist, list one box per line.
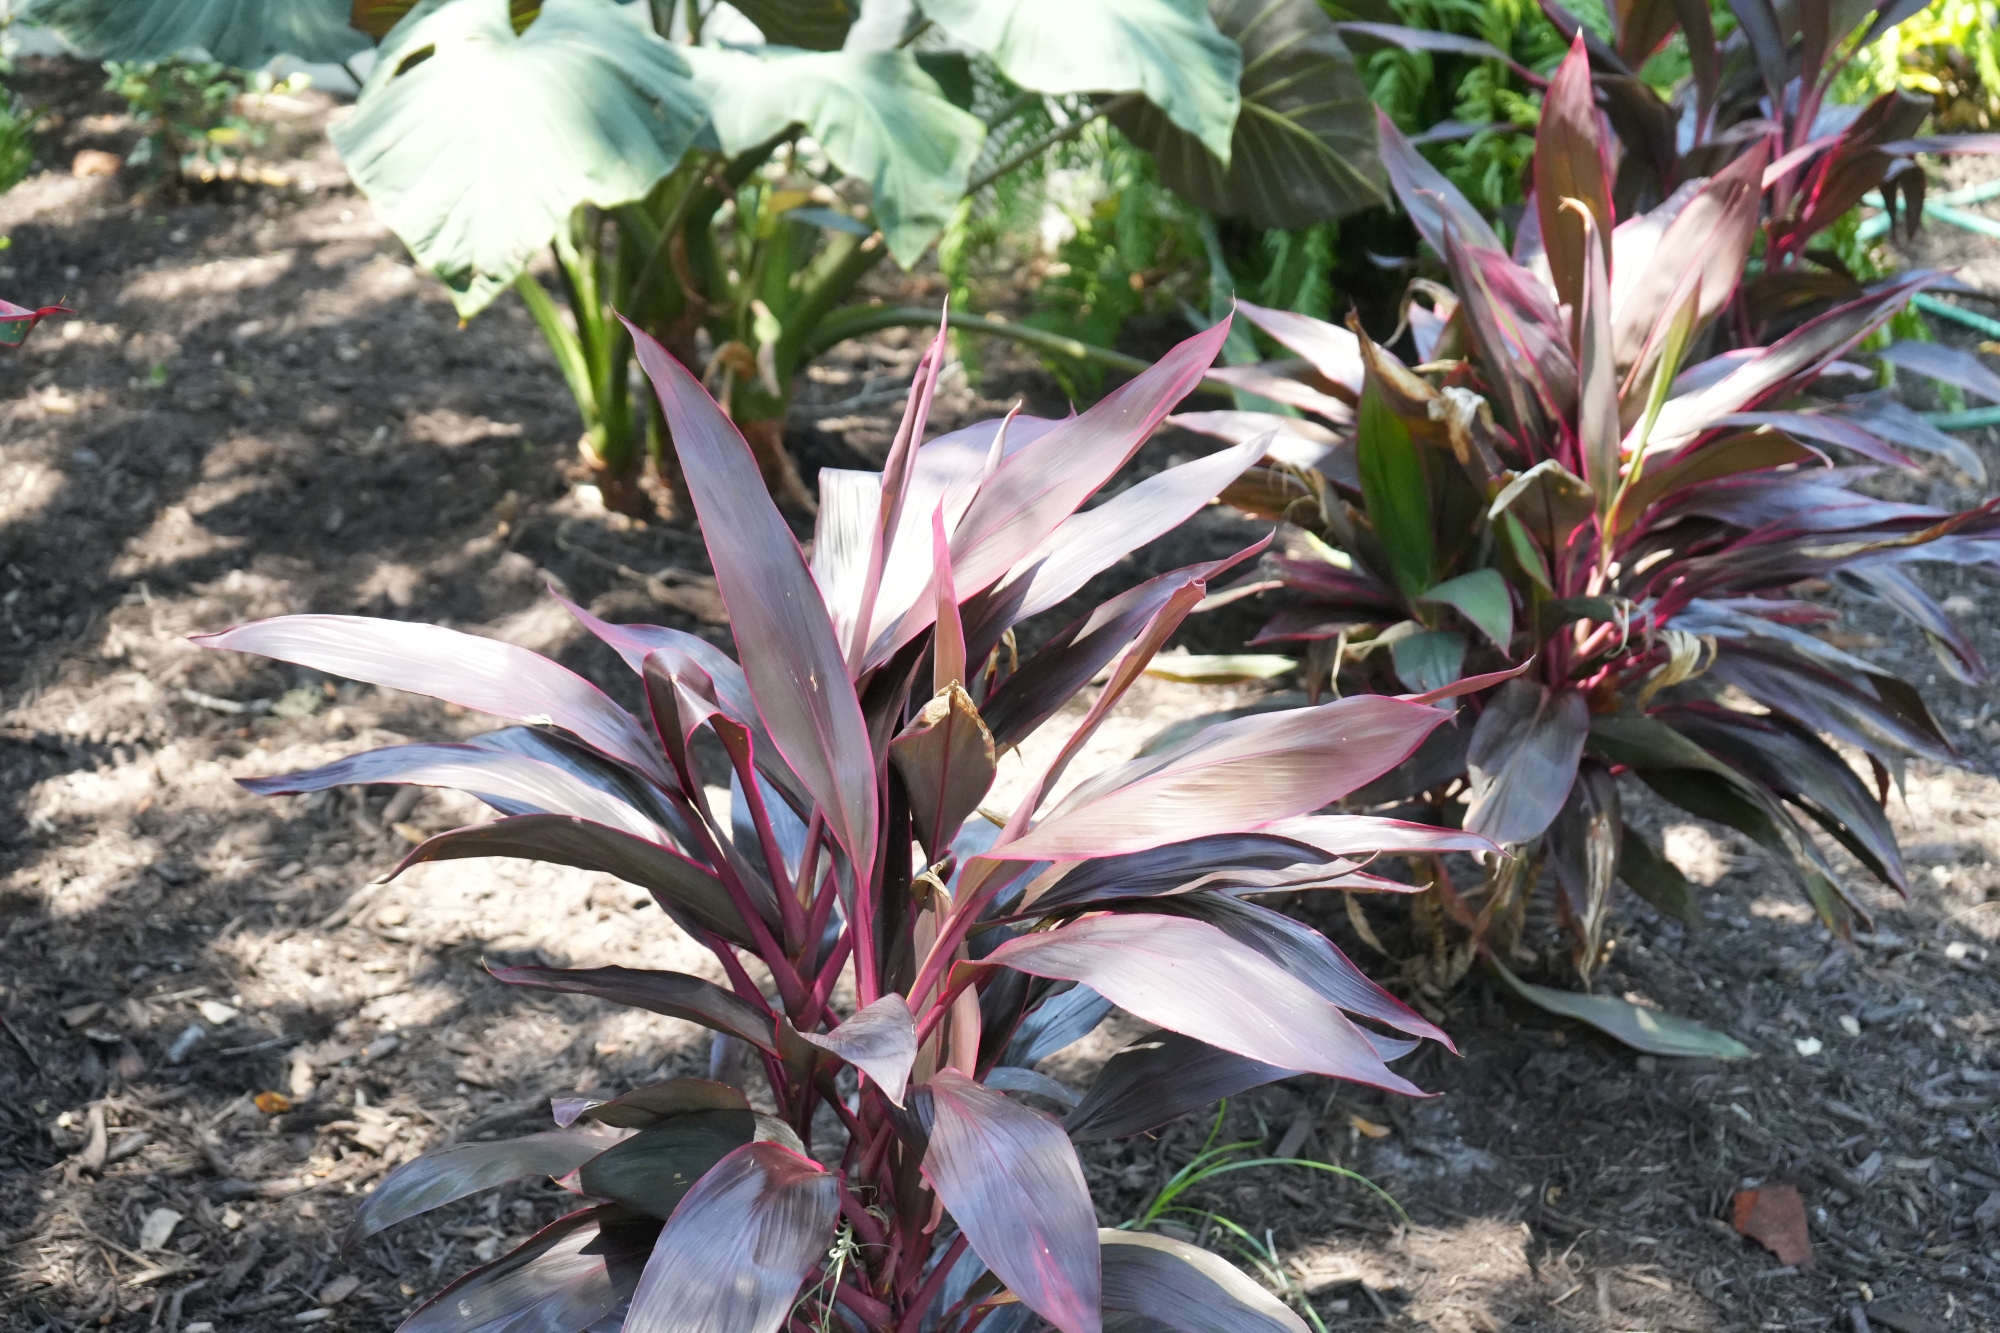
left=0, top=56, right=1995, bottom=1333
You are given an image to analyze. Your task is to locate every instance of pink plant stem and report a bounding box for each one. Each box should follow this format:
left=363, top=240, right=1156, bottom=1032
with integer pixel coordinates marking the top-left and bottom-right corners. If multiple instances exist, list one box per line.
left=685, top=818, right=809, bottom=1013
left=735, top=761, right=809, bottom=951
left=894, top=1234, right=970, bottom=1333
left=837, top=1178, right=889, bottom=1249
left=833, top=1280, right=895, bottom=1331
left=798, top=933, right=855, bottom=1032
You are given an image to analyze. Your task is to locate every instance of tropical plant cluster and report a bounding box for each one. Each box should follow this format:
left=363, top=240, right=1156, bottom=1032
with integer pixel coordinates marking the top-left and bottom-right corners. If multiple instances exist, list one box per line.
left=1177, top=4, right=2000, bottom=1037
left=204, top=320, right=1500, bottom=1333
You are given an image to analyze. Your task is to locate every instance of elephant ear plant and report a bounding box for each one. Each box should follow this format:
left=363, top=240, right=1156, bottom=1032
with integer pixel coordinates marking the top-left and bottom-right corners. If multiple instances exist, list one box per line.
left=1175, top=34, right=2000, bottom=1053
left=200, top=321, right=1486, bottom=1333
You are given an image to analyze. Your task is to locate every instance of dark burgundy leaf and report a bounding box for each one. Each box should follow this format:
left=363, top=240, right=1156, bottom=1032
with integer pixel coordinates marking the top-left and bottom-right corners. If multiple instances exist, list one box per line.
left=194, top=615, right=673, bottom=788
left=921, top=1070, right=1102, bottom=1333
left=1099, top=1230, right=1311, bottom=1333
left=1463, top=681, right=1589, bottom=846
left=557, top=1080, right=751, bottom=1130
left=1878, top=339, right=2000, bottom=403
left=890, top=684, right=998, bottom=862
left=572, top=1111, right=757, bottom=1218
left=1535, top=34, right=1613, bottom=313
left=982, top=549, right=1266, bottom=748
left=1703, top=642, right=1955, bottom=763
left=798, top=993, right=919, bottom=1106
left=1160, top=894, right=1449, bottom=1046
left=1375, top=108, right=1503, bottom=255
left=395, top=815, right=757, bottom=945
left=629, top=321, right=879, bottom=881
left=1617, top=824, right=1700, bottom=926
left=623, top=1143, right=839, bottom=1333
left=488, top=965, right=779, bottom=1054
left=1067, top=1031, right=1292, bottom=1142
left=1664, top=702, right=1908, bottom=893
left=992, top=436, right=1269, bottom=624
left=994, top=695, right=1452, bottom=860
left=400, top=1205, right=659, bottom=1333
left=1002, top=986, right=1114, bottom=1068
left=350, top=1132, right=613, bottom=1245
left=240, top=742, right=669, bottom=845
left=983, top=915, right=1423, bottom=1094
left=934, top=322, right=1230, bottom=634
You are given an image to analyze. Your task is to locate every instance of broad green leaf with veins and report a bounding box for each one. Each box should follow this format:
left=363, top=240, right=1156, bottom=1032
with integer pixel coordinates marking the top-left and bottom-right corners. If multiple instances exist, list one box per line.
left=680, top=47, right=985, bottom=268
left=1112, top=0, right=1386, bottom=227
left=919, top=0, right=1242, bottom=161
left=330, top=0, right=706, bottom=318
left=23, top=0, right=367, bottom=65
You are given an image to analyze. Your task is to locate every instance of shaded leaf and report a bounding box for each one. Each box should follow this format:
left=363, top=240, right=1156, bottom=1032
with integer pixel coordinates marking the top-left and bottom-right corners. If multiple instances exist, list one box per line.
left=623, top=1143, right=839, bottom=1333
left=982, top=546, right=1266, bottom=748
left=1489, top=459, right=1594, bottom=551
left=1355, top=376, right=1435, bottom=600
left=28, top=0, right=366, bottom=64
left=1544, top=760, right=1621, bottom=981
left=1003, top=986, right=1115, bottom=1068
left=1111, top=0, right=1386, bottom=229
left=1488, top=958, right=1754, bottom=1057
left=1419, top=569, right=1513, bottom=649
left=400, top=1205, right=659, bottom=1333
left=240, top=743, right=669, bottom=846
left=982, top=914, right=1424, bottom=1094
left=1534, top=35, right=1613, bottom=313
left=1067, top=1030, right=1291, bottom=1141
left=351, top=1132, right=611, bottom=1245
left=723, top=0, right=853, bottom=49
left=1617, top=825, right=1700, bottom=927
left=556, top=1079, right=750, bottom=1130
left=798, top=994, right=918, bottom=1106
left=1100, top=1229, right=1310, bottom=1333
left=632, top=323, right=879, bottom=879
left=1878, top=339, right=2000, bottom=404
left=891, top=684, right=998, bottom=862
left=395, top=815, right=754, bottom=945
left=921, top=1070, right=1102, bottom=1333
left=1389, top=629, right=1466, bottom=695
left=1463, top=681, right=1589, bottom=846
left=489, top=965, right=778, bottom=1054
left=1375, top=108, right=1503, bottom=255
left=573, top=1111, right=757, bottom=1218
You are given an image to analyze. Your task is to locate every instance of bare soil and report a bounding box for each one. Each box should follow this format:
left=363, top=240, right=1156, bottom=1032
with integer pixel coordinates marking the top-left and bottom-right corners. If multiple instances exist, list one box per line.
left=0, top=57, right=1996, bottom=1333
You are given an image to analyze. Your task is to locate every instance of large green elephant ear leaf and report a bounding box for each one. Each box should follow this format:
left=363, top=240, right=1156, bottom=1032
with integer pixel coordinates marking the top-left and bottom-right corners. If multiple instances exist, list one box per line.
left=919, top=0, right=1241, bottom=161
left=1111, top=0, right=1386, bottom=228
left=330, top=0, right=706, bottom=319
left=680, top=47, right=984, bottom=267
left=24, top=0, right=368, bottom=65
left=721, top=0, right=855, bottom=50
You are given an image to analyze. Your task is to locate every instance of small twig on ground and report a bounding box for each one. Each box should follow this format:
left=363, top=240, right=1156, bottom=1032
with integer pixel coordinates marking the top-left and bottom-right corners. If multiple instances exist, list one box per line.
left=1, top=1012, right=45, bottom=1075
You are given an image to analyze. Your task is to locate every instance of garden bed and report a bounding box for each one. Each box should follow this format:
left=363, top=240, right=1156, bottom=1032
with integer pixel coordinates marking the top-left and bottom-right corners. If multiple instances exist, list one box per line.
left=0, top=58, right=1995, bottom=1333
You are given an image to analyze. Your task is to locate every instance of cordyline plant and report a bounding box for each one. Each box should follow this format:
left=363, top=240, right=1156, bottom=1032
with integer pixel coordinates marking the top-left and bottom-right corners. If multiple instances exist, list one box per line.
left=200, top=320, right=1494, bottom=1333
left=0, top=299, right=69, bottom=348
left=1173, top=33, right=2000, bottom=1047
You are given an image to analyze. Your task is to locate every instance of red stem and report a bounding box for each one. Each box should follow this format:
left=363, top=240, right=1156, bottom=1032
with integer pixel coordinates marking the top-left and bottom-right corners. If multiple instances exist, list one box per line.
left=834, top=1281, right=895, bottom=1331
left=895, top=1234, right=970, bottom=1333
left=736, top=761, right=809, bottom=952
left=798, top=932, right=855, bottom=1032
